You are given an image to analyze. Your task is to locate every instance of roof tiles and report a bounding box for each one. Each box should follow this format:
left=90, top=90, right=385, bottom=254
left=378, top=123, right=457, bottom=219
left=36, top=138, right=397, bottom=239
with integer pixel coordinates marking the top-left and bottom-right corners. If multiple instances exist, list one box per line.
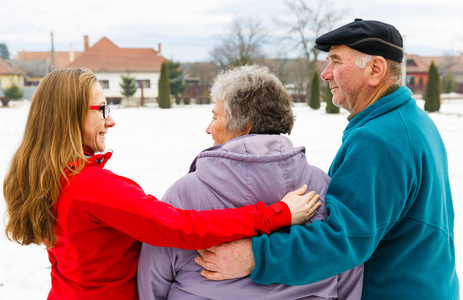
left=0, top=58, right=26, bottom=75
left=67, top=37, right=166, bottom=72
left=17, top=51, right=83, bottom=70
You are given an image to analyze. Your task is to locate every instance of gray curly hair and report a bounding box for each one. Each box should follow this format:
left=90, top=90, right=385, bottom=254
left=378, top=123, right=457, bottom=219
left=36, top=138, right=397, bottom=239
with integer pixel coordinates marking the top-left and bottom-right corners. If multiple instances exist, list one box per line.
left=210, top=65, right=294, bottom=135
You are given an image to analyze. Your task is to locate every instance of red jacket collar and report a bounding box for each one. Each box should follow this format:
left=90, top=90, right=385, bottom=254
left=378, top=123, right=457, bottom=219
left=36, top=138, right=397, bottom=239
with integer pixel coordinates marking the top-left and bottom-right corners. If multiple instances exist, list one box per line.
left=82, top=146, right=112, bottom=168
left=58, top=149, right=112, bottom=213
left=86, top=151, right=113, bottom=168
left=83, top=145, right=95, bottom=157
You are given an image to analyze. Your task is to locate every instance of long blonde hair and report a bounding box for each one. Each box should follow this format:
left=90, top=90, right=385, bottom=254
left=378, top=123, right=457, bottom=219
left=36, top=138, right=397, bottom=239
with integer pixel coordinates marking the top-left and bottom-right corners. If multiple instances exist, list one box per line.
left=3, top=68, right=97, bottom=248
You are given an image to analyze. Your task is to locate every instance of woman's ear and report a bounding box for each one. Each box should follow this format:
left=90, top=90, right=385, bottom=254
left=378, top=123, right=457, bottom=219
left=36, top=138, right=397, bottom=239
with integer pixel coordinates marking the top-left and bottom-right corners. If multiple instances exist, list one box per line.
left=368, top=56, right=388, bottom=87
left=242, top=121, right=252, bottom=135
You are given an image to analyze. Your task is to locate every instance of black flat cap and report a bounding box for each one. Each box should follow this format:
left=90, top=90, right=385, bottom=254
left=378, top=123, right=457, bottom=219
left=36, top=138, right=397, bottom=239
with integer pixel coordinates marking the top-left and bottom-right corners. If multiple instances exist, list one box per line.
left=315, top=18, right=403, bottom=62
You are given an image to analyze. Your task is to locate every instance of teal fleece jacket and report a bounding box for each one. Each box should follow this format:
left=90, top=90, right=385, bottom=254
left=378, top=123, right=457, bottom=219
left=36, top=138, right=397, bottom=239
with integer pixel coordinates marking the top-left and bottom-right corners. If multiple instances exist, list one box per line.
left=251, top=86, right=459, bottom=299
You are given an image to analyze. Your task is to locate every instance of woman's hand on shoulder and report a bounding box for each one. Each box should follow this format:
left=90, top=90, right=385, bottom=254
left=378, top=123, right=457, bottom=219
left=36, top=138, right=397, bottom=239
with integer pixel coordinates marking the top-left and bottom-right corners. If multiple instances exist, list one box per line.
left=281, top=185, right=321, bottom=225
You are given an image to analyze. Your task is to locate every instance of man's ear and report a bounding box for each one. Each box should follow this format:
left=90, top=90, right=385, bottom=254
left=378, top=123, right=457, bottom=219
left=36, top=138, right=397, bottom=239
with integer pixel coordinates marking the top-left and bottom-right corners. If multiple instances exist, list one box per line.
left=368, top=56, right=388, bottom=87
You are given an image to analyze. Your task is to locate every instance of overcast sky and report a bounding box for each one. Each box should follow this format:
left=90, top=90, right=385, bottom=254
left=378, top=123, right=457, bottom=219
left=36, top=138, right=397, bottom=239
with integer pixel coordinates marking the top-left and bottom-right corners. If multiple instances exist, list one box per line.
left=2, top=0, right=463, bottom=62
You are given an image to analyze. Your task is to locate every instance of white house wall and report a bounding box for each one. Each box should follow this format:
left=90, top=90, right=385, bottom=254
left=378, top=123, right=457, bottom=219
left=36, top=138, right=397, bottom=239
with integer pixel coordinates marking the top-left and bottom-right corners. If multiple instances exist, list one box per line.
left=0, top=75, right=24, bottom=89
left=95, top=72, right=160, bottom=99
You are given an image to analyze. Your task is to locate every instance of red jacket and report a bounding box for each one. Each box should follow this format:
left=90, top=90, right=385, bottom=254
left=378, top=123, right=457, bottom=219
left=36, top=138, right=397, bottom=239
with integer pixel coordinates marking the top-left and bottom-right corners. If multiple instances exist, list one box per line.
left=47, top=151, right=290, bottom=299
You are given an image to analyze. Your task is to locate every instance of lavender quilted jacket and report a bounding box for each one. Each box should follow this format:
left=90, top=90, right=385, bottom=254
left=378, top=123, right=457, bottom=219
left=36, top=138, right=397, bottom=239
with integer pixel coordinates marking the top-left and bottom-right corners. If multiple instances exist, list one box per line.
left=138, top=134, right=363, bottom=300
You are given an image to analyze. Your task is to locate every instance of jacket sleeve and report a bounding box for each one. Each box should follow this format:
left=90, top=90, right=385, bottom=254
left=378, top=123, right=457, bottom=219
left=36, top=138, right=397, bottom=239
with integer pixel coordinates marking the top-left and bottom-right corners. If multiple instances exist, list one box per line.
left=137, top=243, right=175, bottom=300
left=337, top=264, right=364, bottom=300
left=251, top=129, right=414, bottom=285
left=137, top=173, right=209, bottom=300
left=70, top=168, right=291, bottom=250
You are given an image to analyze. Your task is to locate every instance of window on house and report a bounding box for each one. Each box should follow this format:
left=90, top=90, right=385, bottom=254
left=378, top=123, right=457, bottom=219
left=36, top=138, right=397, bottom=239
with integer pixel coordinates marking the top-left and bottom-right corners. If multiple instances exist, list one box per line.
left=136, top=80, right=151, bottom=89
left=406, top=59, right=417, bottom=67
left=406, top=76, right=416, bottom=86
left=99, top=80, right=110, bottom=89
left=25, top=81, right=40, bottom=86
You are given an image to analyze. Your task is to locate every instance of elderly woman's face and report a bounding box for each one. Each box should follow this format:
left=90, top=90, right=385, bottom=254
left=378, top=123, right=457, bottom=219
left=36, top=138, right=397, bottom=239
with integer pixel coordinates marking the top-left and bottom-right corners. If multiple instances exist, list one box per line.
left=83, top=83, right=116, bottom=153
left=206, top=100, right=241, bottom=145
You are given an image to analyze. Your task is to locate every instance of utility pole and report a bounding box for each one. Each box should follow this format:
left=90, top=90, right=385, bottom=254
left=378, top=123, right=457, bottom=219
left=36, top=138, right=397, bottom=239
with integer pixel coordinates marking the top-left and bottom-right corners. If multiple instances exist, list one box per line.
left=140, top=80, right=145, bottom=107
left=51, top=32, right=56, bottom=71
left=401, top=35, right=407, bottom=86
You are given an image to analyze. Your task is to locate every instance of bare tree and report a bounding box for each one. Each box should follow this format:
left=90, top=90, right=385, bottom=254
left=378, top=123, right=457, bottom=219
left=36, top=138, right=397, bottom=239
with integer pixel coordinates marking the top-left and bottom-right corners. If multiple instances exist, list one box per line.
left=276, top=0, right=344, bottom=81
left=185, top=62, right=221, bottom=86
left=211, top=17, right=267, bottom=68
left=266, top=57, right=310, bottom=103
left=287, top=58, right=310, bottom=96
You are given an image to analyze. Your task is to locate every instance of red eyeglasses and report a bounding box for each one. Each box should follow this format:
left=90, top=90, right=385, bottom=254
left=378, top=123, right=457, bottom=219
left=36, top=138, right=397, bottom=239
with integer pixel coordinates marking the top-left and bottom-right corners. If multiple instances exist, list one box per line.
left=89, top=105, right=110, bottom=119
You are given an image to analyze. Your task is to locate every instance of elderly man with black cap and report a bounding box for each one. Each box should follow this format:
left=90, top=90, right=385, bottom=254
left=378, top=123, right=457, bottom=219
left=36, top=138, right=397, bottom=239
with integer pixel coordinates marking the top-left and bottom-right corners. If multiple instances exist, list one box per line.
left=195, top=19, right=459, bottom=299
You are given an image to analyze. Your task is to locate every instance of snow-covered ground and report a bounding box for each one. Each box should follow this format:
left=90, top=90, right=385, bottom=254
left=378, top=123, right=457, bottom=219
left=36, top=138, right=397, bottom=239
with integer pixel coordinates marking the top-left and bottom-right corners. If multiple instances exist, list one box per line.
left=0, top=98, right=462, bottom=299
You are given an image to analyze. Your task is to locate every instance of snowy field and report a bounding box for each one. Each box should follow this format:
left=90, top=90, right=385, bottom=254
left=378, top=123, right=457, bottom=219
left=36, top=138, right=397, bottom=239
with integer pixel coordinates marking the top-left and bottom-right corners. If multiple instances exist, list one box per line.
left=0, top=98, right=462, bottom=299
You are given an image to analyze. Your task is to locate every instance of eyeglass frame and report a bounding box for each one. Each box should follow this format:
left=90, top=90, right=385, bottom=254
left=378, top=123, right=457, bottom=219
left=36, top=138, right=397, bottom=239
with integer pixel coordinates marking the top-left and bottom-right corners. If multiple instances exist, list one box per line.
left=89, top=105, right=110, bottom=119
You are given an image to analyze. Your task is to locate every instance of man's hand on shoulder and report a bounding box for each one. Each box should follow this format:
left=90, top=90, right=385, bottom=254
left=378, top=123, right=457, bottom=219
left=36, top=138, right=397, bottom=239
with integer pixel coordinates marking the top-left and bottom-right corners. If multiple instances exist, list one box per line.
left=195, top=238, right=254, bottom=281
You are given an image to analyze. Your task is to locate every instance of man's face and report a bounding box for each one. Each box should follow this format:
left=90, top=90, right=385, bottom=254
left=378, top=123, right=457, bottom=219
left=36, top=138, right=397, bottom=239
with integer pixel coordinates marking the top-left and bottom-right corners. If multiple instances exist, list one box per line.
left=205, top=100, right=238, bottom=145
left=320, top=45, right=369, bottom=114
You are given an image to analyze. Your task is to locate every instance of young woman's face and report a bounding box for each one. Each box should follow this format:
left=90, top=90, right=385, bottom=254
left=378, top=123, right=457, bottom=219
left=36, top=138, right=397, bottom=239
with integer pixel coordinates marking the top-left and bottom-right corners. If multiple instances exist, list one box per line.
left=83, top=83, right=116, bottom=153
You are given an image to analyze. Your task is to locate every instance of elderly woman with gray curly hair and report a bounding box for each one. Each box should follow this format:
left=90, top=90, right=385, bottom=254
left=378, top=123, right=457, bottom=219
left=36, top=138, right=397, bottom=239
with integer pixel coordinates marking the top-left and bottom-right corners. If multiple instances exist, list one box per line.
left=137, top=65, right=363, bottom=300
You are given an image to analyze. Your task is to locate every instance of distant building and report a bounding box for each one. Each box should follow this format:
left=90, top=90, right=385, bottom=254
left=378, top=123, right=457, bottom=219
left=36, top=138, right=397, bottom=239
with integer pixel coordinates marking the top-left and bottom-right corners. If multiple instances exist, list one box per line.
left=9, top=59, right=49, bottom=86
left=16, top=42, right=82, bottom=87
left=424, top=54, right=463, bottom=93
left=66, top=36, right=166, bottom=105
left=0, top=57, right=25, bottom=89
left=17, top=47, right=82, bottom=71
left=404, top=54, right=430, bottom=95
left=13, top=37, right=463, bottom=104
left=446, top=56, right=463, bottom=93
left=0, top=57, right=26, bottom=103
left=16, top=36, right=166, bottom=104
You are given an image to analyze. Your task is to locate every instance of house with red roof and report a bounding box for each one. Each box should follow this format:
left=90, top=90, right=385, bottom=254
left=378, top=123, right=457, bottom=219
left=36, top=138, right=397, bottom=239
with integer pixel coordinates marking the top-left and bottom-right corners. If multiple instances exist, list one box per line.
left=422, top=54, right=463, bottom=93
left=66, top=36, right=166, bottom=104
left=446, top=57, right=463, bottom=92
left=0, top=57, right=25, bottom=89
left=17, top=48, right=82, bottom=71
left=16, top=36, right=166, bottom=104
left=0, top=57, right=26, bottom=105
left=16, top=44, right=82, bottom=86
left=404, top=54, right=430, bottom=95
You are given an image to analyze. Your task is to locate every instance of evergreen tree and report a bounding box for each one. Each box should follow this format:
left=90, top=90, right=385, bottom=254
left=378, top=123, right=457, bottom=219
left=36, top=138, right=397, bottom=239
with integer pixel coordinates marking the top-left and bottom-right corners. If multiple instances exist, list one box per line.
left=0, top=43, right=10, bottom=59
left=441, top=72, right=457, bottom=94
left=4, top=83, right=24, bottom=100
left=168, top=60, right=185, bottom=103
left=158, top=61, right=171, bottom=109
left=119, top=73, right=137, bottom=100
left=325, top=81, right=339, bottom=114
left=308, top=69, right=320, bottom=109
left=424, top=61, right=440, bottom=112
